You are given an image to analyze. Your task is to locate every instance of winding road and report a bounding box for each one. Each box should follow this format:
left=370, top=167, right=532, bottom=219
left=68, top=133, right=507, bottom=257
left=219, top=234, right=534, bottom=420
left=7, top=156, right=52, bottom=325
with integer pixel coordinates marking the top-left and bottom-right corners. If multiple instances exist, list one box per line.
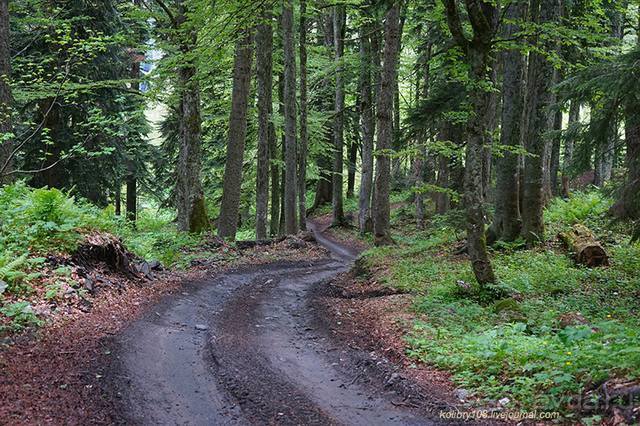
left=111, top=222, right=448, bottom=425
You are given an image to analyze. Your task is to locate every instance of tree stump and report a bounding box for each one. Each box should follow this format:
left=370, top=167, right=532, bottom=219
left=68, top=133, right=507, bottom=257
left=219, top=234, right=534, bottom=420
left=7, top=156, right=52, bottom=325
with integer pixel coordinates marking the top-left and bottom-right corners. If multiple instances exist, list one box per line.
left=559, top=224, right=609, bottom=267
left=73, top=232, right=138, bottom=276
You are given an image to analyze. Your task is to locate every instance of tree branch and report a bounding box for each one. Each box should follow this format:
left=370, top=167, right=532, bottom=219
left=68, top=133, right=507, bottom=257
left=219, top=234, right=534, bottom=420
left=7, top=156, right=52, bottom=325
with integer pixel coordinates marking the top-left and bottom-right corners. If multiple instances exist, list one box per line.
left=441, top=0, right=469, bottom=51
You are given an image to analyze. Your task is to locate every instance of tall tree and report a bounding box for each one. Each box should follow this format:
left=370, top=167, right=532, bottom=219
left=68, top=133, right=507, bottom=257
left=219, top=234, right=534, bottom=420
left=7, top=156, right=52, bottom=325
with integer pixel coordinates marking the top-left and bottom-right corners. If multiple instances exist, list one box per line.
left=298, top=0, right=308, bottom=231
left=561, top=100, right=580, bottom=198
left=256, top=10, right=274, bottom=240
left=442, top=0, right=498, bottom=284
left=414, top=40, right=432, bottom=229
left=373, top=1, right=401, bottom=246
left=0, top=0, right=12, bottom=183
left=332, top=4, right=346, bottom=226
left=218, top=30, right=254, bottom=239
left=358, top=19, right=374, bottom=234
left=175, top=2, right=209, bottom=233
left=489, top=0, right=527, bottom=243
left=310, top=11, right=335, bottom=212
left=282, top=0, right=298, bottom=234
left=521, top=0, right=561, bottom=245
left=126, top=52, right=142, bottom=223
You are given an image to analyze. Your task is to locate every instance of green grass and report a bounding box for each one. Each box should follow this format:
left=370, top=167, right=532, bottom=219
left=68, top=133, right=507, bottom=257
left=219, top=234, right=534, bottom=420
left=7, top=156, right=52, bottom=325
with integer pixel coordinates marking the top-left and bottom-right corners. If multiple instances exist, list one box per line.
left=361, top=191, right=640, bottom=417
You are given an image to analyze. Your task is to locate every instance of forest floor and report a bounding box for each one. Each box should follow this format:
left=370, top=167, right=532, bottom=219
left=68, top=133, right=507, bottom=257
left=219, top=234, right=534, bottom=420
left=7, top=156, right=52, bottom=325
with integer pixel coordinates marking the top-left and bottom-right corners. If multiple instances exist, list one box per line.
left=311, top=192, right=640, bottom=426
left=0, top=217, right=477, bottom=425
left=2, top=190, right=638, bottom=425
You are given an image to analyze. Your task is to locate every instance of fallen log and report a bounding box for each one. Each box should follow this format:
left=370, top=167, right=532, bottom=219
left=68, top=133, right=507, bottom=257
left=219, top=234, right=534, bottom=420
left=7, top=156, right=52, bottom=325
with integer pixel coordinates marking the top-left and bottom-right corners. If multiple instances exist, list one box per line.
left=559, top=224, right=609, bottom=267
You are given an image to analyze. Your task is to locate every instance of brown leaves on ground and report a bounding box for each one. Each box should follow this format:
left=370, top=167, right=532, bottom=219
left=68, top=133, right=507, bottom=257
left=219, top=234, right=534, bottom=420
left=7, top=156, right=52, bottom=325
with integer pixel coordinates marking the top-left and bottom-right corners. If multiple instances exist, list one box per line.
left=0, top=235, right=327, bottom=424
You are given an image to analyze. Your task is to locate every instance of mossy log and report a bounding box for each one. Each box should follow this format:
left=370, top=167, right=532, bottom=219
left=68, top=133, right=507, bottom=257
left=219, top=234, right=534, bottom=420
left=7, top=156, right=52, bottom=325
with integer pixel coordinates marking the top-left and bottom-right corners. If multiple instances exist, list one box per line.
left=559, top=224, right=609, bottom=267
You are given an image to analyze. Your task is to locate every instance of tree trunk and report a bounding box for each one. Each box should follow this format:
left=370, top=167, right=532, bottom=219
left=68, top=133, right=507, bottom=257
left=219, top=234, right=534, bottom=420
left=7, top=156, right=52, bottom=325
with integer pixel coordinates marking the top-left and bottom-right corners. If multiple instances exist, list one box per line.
left=0, top=0, right=12, bottom=183
left=373, top=1, right=401, bottom=246
left=610, top=13, right=640, bottom=221
left=175, top=6, right=209, bottom=233
left=488, top=0, right=526, bottom=243
left=298, top=0, right=308, bottom=231
left=126, top=162, right=137, bottom=223
left=310, top=10, right=334, bottom=213
left=464, top=49, right=497, bottom=285
left=434, top=151, right=450, bottom=214
left=115, top=185, right=121, bottom=216
left=332, top=5, right=346, bottom=226
left=482, top=66, right=499, bottom=202
left=282, top=0, right=298, bottom=235
left=521, top=0, right=560, bottom=245
left=442, top=0, right=498, bottom=285
left=562, top=100, right=579, bottom=197
left=126, top=57, right=141, bottom=224
left=269, top=120, right=280, bottom=236
left=414, top=41, right=432, bottom=228
left=358, top=22, right=374, bottom=234
left=391, top=5, right=407, bottom=188
left=611, top=104, right=640, bottom=220
left=255, top=11, right=273, bottom=240
left=347, top=138, right=357, bottom=199
left=550, top=108, right=562, bottom=196
left=218, top=30, right=254, bottom=239
left=559, top=224, right=609, bottom=267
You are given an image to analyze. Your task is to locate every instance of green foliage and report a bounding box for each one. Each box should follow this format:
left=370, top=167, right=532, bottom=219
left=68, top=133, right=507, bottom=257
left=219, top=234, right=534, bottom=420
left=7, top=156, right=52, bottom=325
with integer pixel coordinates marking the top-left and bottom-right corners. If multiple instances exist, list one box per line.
left=545, top=191, right=613, bottom=235
left=0, top=182, right=112, bottom=254
left=0, top=302, right=42, bottom=331
left=363, top=191, right=640, bottom=416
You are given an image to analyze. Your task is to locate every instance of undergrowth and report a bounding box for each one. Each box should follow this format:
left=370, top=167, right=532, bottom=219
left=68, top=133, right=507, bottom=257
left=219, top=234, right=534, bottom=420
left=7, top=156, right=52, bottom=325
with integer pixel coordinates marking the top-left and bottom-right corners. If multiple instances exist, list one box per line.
left=0, top=182, right=213, bottom=331
left=361, top=191, right=640, bottom=420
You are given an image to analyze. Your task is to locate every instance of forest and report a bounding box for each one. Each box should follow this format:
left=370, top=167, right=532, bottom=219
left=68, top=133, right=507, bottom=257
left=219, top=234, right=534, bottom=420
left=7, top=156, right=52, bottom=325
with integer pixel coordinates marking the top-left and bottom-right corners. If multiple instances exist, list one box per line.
left=0, top=0, right=639, bottom=424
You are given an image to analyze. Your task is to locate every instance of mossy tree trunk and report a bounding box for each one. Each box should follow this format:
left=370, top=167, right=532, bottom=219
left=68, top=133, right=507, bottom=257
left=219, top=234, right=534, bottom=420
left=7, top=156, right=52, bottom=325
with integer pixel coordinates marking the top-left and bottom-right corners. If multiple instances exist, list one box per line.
left=175, top=3, right=209, bottom=234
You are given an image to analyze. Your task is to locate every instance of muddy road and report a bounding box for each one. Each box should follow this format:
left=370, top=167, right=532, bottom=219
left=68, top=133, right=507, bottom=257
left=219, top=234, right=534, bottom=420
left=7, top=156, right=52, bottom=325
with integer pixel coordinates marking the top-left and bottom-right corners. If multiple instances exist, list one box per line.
left=110, top=223, right=451, bottom=425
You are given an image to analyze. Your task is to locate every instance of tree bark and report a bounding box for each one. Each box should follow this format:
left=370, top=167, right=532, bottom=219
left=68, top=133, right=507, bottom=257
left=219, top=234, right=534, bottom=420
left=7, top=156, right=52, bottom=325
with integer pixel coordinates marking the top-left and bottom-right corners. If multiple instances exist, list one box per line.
left=256, top=11, right=274, bottom=240
left=115, top=185, right=121, bottom=216
left=218, top=30, right=254, bottom=239
left=373, top=1, right=401, bottom=246
left=332, top=5, right=346, bottom=226
left=414, top=41, right=432, bottom=228
left=442, top=0, right=498, bottom=284
left=282, top=0, right=298, bottom=235
left=298, top=0, right=308, bottom=231
left=126, top=162, right=137, bottom=223
left=521, top=0, right=560, bottom=245
left=0, top=0, right=12, bottom=183
left=488, top=0, right=526, bottom=243
left=559, top=224, right=609, bottom=267
left=347, top=138, right=357, bottom=199
left=126, top=57, right=141, bottom=223
left=562, top=100, right=580, bottom=198
left=358, top=21, right=375, bottom=234
left=175, top=5, right=209, bottom=233
left=550, top=108, right=562, bottom=196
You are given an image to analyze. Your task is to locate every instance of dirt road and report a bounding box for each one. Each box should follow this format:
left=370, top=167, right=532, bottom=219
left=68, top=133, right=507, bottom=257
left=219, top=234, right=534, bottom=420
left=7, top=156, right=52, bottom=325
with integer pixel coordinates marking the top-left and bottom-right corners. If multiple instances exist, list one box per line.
left=110, top=223, right=449, bottom=425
